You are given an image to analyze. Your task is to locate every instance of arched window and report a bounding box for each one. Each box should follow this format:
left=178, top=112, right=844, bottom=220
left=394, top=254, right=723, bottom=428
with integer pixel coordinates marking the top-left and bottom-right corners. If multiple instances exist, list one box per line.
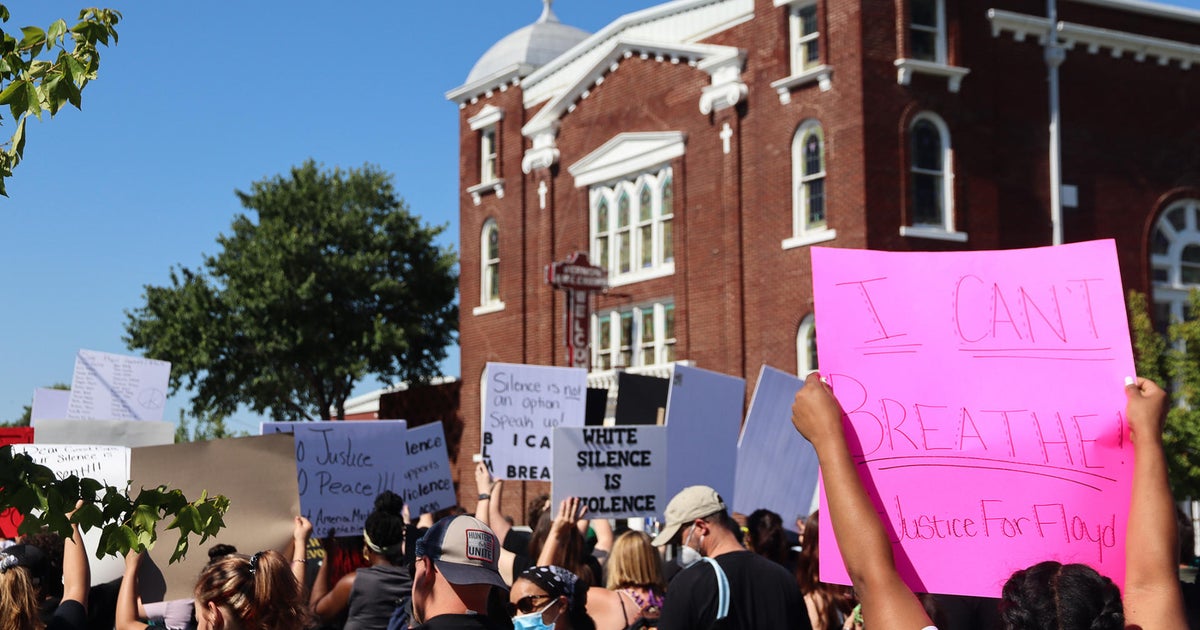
left=1151, top=199, right=1200, bottom=328
left=784, top=121, right=835, bottom=249
left=902, top=112, right=963, bottom=241
left=588, top=167, right=675, bottom=284
left=479, top=219, right=502, bottom=311
left=797, top=315, right=818, bottom=376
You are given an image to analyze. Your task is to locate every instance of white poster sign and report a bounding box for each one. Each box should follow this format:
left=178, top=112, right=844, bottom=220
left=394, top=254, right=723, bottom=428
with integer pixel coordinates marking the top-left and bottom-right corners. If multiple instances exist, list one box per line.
left=481, top=363, right=587, bottom=481
left=291, top=422, right=407, bottom=537
left=398, top=422, right=456, bottom=516
left=31, top=388, right=71, bottom=422
left=34, top=420, right=175, bottom=447
left=552, top=426, right=667, bottom=519
left=66, top=349, right=171, bottom=421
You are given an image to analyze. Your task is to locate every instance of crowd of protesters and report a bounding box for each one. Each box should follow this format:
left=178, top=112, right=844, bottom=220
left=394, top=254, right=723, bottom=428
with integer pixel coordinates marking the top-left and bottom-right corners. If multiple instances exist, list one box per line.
left=2, top=376, right=1197, bottom=629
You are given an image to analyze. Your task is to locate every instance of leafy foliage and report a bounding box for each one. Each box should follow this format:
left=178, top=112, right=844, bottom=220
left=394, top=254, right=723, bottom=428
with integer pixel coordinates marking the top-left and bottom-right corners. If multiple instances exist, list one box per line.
left=0, top=446, right=229, bottom=563
left=174, top=408, right=247, bottom=443
left=0, top=5, right=121, bottom=196
left=125, top=160, right=458, bottom=421
left=1128, top=290, right=1200, bottom=497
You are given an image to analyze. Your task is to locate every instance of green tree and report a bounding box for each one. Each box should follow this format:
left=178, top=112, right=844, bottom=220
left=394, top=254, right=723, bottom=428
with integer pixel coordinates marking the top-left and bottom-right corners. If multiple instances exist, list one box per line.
left=125, top=160, right=458, bottom=422
left=0, top=5, right=120, bottom=196
left=174, top=408, right=247, bottom=443
left=1128, top=290, right=1200, bottom=497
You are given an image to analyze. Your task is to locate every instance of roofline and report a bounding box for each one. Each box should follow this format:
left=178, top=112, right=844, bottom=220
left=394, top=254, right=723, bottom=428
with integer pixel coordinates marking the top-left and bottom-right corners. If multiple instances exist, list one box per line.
left=1070, top=0, right=1200, bottom=25
left=521, top=0, right=740, bottom=91
left=445, top=64, right=532, bottom=104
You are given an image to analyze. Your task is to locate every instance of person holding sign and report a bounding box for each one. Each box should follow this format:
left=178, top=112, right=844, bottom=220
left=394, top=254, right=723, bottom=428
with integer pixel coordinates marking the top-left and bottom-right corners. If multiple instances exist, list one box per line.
left=0, top=501, right=91, bottom=630
left=790, top=373, right=1188, bottom=630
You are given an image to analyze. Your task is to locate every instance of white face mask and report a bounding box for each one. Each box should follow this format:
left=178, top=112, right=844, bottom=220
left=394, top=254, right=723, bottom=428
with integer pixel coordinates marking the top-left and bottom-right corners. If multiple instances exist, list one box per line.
left=677, top=524, right=704, bottom=568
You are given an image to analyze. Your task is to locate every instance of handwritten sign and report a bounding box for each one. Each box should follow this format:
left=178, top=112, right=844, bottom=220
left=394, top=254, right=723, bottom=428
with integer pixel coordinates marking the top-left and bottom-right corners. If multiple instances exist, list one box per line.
left=552, top=426, right=667, bottom=518
left=481, top=363, right=587, bottom=481
left=66, top=349, right=171, bottom=421
left=13, top=444, right=131, bottom=583
left=663, top=364, right=743, bottom=504
left=31, top=387, right=70, bottom=422
left=733, top=365, right=820, bottom=522
left=291, top=422, right=407, bottom=536
left=398, top=422, right=456, bottom=516
left=810, top=240, right=1135, bottom=598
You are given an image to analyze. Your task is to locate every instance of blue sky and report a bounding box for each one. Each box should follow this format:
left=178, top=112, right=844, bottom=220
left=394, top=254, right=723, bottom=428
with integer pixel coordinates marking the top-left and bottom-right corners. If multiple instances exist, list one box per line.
left=2, top=0, right=1198, bottom=433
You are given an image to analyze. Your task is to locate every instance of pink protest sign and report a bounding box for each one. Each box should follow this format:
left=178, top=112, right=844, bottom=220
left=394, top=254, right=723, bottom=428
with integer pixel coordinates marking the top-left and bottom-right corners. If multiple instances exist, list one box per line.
left=811, top=240, right=1135, bottom=598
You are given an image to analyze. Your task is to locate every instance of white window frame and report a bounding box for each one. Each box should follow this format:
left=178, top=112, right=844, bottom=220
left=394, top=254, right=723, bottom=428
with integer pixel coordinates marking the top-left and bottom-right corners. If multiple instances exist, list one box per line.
left=789, top=1, right=820, bottom=73
left=593, top=302, right=676, bottom=371
left=589, top=167, right=676, bottom=286
left=473, top=219, right=504, bottom=315
left=909, top=0, right=946, bottom=64
left=797, top=314, right=818, bottom=376
left=1151, top=199, right=1200, bottom=326
left=467, top=105, right=505, bottom=203
left=481, top=126, right=498, bottom=184
left=784, top=120, right=836, bottom=249
left=900, top=112, right=967, bottom=242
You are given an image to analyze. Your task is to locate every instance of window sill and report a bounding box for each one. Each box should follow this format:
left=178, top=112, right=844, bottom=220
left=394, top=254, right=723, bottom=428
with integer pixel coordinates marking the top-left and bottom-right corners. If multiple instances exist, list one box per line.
left=894, top=58, right=970, bottom=93
left=607, top=263, right=676, bottom=288
left=782, top=229, right=837, bottom=249
left=770, top=65, right=833, bottom=104
left=899, top=226, right=968, bottom=242
left=467, top=179, right=505, bottom=206
left=472, top=301, right=506, bottom=316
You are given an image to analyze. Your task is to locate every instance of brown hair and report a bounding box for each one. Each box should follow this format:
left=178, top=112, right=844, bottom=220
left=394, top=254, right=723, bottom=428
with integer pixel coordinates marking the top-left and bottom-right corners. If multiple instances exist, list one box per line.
left=605, top=531, right=665, bottom=592
left=193, top=550, right=312, bottom=630
left=795, top=511, right=856, bottom=628
left=0, top=566, right=45, bottom=630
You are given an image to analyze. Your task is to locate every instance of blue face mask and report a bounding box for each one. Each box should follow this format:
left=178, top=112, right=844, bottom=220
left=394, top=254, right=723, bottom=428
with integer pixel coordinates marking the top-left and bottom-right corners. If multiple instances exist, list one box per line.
left=512, top=600, right=559, bottom=630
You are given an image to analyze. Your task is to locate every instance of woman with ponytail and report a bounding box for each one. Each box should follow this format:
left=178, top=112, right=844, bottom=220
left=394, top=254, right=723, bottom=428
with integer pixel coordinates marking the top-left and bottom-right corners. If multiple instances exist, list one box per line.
left=308, top=490, right=413, bottom=629
left=193, top=550, right=311, bottom=630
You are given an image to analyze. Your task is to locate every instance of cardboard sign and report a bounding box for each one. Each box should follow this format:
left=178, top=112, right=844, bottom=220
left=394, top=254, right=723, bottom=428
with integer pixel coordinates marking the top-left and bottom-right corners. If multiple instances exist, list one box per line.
left=481, top=363, right=587, bottom=481
left=13, top=444, right=131, bottom=583
left=292, top=422, right=407, bottom=536
left=131, top=434, right=298, bottom=600
left=0, top=428, right=35, bottom=537
left=811, top=240, right=1136, bottom=598
left=663, top=364, right=743, bottom=506
left=33, top=420, right=175, bottom=447
left=31, top=388, right=70, bottom=422
left=552, top=426, right=667, bottom=518
left=66, top=349, right=171, bottom=421
left=398, top=422, right=456, bottom=516
left=733, top=365, right=820, bottom=522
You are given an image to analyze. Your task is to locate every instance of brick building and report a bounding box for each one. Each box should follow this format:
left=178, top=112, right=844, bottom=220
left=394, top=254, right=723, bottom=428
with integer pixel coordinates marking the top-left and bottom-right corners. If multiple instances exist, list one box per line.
left=446, top=0, right=1200, bottom=516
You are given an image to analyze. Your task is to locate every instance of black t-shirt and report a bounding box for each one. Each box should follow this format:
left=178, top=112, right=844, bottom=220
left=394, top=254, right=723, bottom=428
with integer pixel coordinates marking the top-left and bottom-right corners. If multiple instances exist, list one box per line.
left=412, top=613, right=510, bottom=630
left=660, top=551, right=810, bottom=630
left=48, top=600, right=88, bottom=630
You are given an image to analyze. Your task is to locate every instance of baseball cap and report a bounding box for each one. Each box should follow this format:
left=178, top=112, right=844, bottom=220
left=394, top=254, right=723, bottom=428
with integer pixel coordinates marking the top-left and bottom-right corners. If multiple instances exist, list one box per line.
left=652, top=485, right=727, bottom=546
left=415, top=515, right=507, bottom=589
left=0, top=544, right=48, bottom=584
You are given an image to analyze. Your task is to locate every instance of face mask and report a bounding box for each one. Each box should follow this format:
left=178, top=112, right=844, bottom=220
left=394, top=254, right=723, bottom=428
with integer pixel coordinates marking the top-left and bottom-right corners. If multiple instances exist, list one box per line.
left=512, top=600, right=558, bottom=630
left=677, top=525, right=704, bottom=568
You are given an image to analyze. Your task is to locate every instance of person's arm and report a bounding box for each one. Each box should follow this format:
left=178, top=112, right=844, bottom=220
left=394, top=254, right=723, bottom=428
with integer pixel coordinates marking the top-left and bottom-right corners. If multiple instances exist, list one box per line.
left=62, top=500, right=91, bottom=609
left=537, top=497, right=585, bottom=567
left=1122, top=377, right=1187, bottom=630
left=590, top=515, right=614, bottom=564
left=292, top=516, right=313, bottom=590
left=116, top=551, right=150, bottom=630
left=312, top=571, right=356, bottom=622
left=791, top=373, right=932, bottom=630
left=489, top=479, right=513, bottom=545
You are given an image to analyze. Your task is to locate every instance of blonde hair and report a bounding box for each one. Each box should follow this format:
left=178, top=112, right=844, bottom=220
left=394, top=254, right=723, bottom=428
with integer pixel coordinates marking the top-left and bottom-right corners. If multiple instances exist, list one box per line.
left=193, top=551, right=311, bottom=630
left=0, top=566, right=46, bottom=630
left=605, top=531, right=665, bottom=591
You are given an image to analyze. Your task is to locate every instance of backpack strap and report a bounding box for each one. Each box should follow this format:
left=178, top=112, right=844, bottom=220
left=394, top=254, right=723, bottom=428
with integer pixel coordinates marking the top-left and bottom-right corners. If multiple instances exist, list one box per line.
left=701, top=557, right=730, bottom=620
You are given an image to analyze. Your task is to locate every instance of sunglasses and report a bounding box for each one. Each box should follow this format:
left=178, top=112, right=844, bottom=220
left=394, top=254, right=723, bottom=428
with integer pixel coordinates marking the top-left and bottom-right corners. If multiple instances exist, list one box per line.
left=506, top=594, right=554, bottom=617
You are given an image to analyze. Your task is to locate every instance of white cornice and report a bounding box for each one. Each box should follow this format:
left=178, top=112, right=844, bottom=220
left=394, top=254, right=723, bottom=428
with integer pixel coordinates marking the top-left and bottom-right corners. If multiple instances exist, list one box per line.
left=446, top=64, right=529, bottom=106
left=568, top=131, right=687, bottom=187
left=1069, top=0, right=1200, bottom=25
left=519, top=38, right=742, bottom=172
left=989, top=8, right=1200, bottom=69
left=468, top=105, right=504, bottom=131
